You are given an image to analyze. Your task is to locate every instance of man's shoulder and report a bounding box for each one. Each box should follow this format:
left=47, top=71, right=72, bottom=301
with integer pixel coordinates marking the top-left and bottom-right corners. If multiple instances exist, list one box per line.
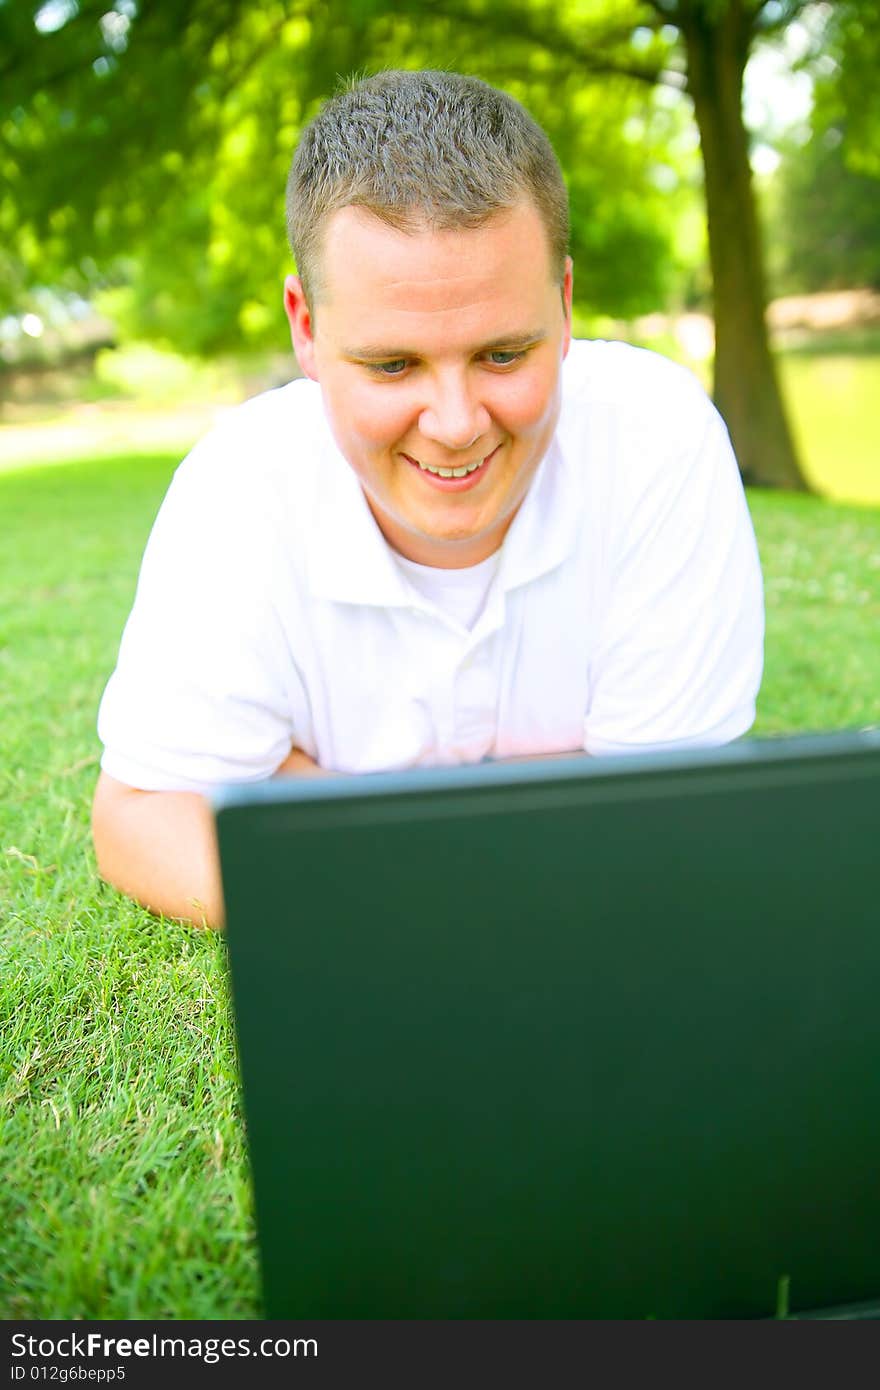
left=562, top=337, right=709, bottom=417
left=559, top=338, right=722, bottom=486
left=143, top=376, right=332, bottom=566
left=201, top=374, right=325, bottom=457
left=555, top=339, right=738, bottom=531
left=169, top=375, right=329, bottom=498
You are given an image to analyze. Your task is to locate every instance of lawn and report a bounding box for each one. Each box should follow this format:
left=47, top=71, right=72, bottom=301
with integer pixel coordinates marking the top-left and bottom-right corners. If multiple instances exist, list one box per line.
left=1, top=448, right=879, bottom=1319
left=779, top=352, right=880, bottom=506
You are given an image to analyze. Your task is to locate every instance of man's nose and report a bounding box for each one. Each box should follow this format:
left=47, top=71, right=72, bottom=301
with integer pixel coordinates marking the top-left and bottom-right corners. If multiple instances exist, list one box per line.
left=418, top=374, right=491, bottom=451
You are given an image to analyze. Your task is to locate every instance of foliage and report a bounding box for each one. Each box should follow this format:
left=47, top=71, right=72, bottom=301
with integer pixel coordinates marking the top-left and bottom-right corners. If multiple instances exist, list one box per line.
left=760, top=0, right=880, bottom=296
left=818, top=0, right=880, bottom=178
left=2, top=0, right=703, bottom=349
left=769, top=118, right=880, bottom=295
left=4, top=0, right=878, bottom=489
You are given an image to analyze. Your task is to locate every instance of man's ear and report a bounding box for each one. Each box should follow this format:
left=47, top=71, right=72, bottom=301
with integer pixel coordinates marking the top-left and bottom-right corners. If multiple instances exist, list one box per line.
left=283, top=274, right=319, bottom=382
left=561, top=256, right=573, bottom=358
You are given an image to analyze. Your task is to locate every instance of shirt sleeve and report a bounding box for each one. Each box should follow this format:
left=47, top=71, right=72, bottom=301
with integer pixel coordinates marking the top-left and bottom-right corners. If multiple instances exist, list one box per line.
left=583, top=382, right=764, bottom=755
left=97, top=438, right=300, bottom=792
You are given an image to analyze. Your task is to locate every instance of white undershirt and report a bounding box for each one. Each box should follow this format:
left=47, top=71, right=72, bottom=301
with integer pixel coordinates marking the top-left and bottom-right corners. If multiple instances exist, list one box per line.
left=393, top=548, right=503, bottom=631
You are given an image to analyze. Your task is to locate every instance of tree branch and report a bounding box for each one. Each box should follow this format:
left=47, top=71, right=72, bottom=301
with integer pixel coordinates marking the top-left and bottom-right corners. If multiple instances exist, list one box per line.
left=408, top=0, right=677, bottom=90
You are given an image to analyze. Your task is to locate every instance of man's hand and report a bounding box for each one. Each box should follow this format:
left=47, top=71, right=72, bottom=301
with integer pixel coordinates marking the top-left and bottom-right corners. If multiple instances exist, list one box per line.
left=489, top=748, right=587, bottom=764
left=273, top=746, right=331, bottom=777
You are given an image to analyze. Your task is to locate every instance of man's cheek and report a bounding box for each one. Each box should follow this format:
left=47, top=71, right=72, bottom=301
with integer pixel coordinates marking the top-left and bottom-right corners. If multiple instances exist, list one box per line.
left=349, top=400, right=411, bottom=450
left=495, top=377, right=554, bottom=433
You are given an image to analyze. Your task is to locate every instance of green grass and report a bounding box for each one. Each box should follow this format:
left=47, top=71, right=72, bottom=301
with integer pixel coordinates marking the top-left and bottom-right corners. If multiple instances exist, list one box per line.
left=1, top=450, right=879, bottom=1320
left=779, top=354, right=880, bottom=506
left=748, top=488, right=880, bottom=735
left=0, top=454, right=258, bottom=1319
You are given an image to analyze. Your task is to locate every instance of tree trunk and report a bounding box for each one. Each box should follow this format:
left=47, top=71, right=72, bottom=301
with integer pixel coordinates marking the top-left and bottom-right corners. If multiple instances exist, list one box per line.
left=680, top=0, right=807, bottom=489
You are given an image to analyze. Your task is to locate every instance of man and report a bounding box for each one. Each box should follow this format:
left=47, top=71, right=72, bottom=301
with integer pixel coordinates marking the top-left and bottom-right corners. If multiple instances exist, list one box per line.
left=92, top=69, right=764, bottom=929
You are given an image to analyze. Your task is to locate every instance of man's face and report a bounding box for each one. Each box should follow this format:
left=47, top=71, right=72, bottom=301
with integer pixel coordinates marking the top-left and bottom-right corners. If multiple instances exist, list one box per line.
left=284, top=199, right=572, bottom=568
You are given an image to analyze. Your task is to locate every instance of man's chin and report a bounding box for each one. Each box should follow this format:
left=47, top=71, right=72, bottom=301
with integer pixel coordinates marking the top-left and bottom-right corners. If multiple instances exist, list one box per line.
left=365, top=489, right=508, bottom=565
left=395, top=523, right=503, bottom=568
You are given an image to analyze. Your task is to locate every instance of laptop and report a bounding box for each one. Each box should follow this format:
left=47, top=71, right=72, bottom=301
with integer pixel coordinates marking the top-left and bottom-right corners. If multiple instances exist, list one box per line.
left=213, top=729, right=880, bottom=1319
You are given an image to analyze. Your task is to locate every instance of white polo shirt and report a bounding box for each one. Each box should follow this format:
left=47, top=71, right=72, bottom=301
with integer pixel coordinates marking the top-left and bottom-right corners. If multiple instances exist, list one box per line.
left=97, top=339, right=764, bottom=793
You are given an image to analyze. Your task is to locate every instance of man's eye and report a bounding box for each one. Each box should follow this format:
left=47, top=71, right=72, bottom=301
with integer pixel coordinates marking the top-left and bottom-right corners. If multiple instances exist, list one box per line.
left=487, top=350, right=524, bottom=366
left=368, top=359, right=408, bottom=377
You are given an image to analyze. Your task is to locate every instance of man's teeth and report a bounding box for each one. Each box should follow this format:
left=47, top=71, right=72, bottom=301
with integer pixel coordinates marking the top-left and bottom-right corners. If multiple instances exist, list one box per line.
left=416, top=458, right=484, bottom=478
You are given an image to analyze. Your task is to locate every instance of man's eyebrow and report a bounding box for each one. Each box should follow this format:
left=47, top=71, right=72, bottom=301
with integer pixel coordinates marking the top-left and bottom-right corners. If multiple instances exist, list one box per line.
left=343, top=330, right=548, bottom=360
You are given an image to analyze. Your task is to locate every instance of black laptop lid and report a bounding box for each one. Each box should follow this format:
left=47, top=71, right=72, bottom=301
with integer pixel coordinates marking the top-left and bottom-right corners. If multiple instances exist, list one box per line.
left=214, top=731, right=880, bottom=1318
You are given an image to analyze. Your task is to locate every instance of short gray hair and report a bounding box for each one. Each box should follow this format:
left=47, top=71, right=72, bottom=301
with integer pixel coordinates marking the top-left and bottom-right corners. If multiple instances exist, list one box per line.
left=286, top=69, right=569, bottom=307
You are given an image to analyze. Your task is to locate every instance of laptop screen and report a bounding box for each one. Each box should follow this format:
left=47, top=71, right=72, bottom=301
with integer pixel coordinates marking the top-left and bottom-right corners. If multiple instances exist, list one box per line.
left=215, top=730, right=880, bottom=1318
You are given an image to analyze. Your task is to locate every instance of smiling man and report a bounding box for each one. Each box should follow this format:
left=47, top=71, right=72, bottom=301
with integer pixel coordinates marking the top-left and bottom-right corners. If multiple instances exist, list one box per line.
left=284, top=197, right=570, bottom=569
left=92, top=69, right=764, bottom=927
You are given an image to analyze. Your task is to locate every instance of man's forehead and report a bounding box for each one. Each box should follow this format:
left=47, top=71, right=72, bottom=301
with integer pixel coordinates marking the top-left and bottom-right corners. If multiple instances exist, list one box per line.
left=323, top=200, right=550, bottom=276
left=314, top=201, right=556, bottom=325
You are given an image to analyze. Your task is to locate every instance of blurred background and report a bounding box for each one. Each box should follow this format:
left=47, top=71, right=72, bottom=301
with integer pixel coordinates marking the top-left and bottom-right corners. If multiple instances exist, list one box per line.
left=1, top=0, right=878, bottom=501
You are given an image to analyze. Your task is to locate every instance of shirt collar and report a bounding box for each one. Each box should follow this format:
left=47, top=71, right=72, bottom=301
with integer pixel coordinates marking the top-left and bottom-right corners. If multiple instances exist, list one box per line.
left=496, top=434, right=581, bottom=593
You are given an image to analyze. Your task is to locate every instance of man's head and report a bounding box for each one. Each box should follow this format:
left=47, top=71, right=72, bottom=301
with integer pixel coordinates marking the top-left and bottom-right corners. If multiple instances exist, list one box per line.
left=283, top=70, right=573, bottom=569
left=286, top=68, right=569, bottom=310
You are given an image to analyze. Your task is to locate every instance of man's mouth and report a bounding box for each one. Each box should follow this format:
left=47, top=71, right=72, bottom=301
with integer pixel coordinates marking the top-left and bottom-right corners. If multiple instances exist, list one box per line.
left=403, top=444, right=500, bottom=488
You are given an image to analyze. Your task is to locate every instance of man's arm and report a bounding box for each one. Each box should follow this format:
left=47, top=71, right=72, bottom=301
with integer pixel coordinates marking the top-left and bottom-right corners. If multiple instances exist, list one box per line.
left=91, top=772, right=224, bottom=928
left=91, top=748, right=328, bottom=930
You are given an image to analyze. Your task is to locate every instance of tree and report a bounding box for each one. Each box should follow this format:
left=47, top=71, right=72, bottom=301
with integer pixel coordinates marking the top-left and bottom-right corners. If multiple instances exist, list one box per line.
left=2, top=0, right=871, bottom=487
left=2, top=3, right=700, bottom=352
left=655, top=0, right=805, bottom=488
